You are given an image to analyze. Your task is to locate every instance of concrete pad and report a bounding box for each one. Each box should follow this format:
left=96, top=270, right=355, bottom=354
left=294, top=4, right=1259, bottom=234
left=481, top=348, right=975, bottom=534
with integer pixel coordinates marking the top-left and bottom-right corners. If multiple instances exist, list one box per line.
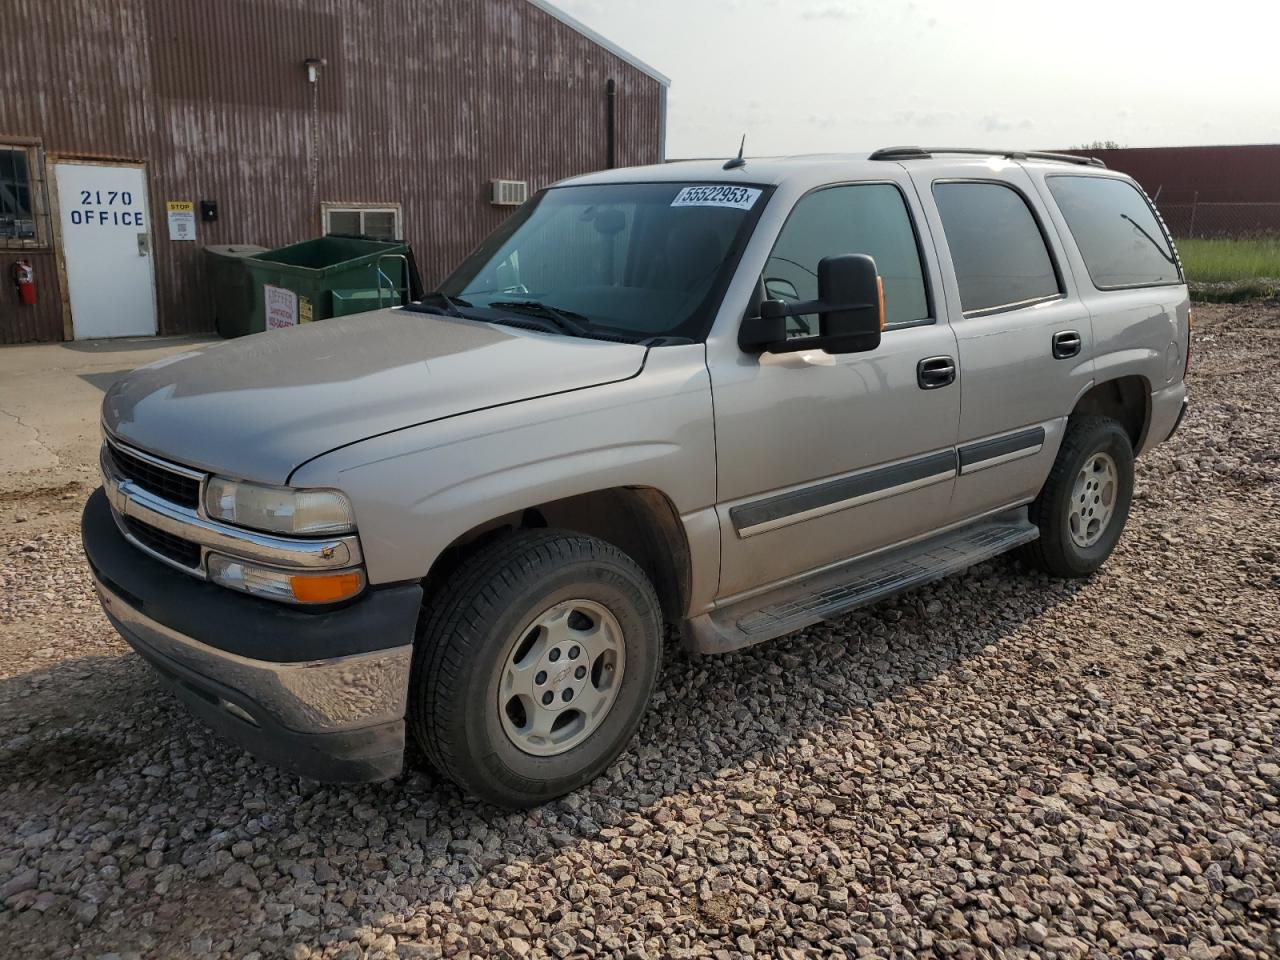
left=0, top=335, right=216, bottom=496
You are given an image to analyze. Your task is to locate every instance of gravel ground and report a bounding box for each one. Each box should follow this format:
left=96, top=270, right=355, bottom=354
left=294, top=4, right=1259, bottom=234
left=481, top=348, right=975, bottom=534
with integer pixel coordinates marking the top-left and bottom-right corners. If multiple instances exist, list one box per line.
left=1, top=302, right=1278, bottom=960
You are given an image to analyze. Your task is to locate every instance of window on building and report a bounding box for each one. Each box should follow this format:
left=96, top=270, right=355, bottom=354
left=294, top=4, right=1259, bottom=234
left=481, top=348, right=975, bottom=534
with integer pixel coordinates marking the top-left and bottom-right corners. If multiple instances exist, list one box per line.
left=932, top=181, right=1061, bottom=315
left=322, top=204, right=401, bottom=240
left=0, top=146, right=38, bottom=246
left=765, top=183, right=930, bottom=337
left=1046, top=175, right=1181, bottom=289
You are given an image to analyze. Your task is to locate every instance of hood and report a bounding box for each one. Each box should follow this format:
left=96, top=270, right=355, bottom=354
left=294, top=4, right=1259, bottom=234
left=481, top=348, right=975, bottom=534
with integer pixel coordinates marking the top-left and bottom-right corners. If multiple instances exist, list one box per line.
left=103, top=310, right=648, bottom=483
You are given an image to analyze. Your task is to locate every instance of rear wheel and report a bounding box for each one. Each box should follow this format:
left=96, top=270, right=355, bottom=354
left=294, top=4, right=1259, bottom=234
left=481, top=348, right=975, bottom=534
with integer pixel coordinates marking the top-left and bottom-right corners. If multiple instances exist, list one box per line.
left=1024, top=416, right=1134, bottom=578
left=408, top=529, right=662, bottom=808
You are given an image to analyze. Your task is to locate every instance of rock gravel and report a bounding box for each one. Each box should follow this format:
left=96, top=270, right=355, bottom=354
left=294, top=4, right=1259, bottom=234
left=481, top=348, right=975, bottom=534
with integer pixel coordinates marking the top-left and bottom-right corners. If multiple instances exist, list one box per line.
left=2, top=301, right=1279, bottom=960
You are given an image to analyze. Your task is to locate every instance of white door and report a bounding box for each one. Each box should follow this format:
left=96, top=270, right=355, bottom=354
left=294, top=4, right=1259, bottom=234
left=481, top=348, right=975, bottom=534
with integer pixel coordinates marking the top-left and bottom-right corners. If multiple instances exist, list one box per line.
left=54, top=162, right=158, bottom=339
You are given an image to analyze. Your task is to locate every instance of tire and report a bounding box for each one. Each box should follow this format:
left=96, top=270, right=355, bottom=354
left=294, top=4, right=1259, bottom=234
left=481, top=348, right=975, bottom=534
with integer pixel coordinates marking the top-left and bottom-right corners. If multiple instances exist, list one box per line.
left=1023, top=415, right=1135, bottom=578
left=408, top=529, right=663, bottom=808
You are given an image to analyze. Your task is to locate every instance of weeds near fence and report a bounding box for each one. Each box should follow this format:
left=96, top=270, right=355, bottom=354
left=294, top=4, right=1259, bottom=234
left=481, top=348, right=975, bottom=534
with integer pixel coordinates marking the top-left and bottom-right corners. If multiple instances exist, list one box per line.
left=1177, top=237, right=1280, bottom=283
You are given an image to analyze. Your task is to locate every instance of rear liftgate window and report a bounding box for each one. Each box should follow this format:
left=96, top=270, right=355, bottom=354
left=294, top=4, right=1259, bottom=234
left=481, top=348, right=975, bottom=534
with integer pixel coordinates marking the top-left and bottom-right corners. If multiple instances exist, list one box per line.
left=1046, top=176, right=1182, bottom=289
left=933, top=181, right=1061, bottom=315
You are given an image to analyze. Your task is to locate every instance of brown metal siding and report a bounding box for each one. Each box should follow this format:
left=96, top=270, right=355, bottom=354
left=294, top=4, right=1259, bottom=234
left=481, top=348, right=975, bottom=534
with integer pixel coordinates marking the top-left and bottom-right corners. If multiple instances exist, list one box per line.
left=1059, top=144, right=1280, bottom=236
left=1066, top=145, right=1280, bottom=202
left=0, top=251, right=63, bottom=343
left=1, top=0, right=663, bottom=343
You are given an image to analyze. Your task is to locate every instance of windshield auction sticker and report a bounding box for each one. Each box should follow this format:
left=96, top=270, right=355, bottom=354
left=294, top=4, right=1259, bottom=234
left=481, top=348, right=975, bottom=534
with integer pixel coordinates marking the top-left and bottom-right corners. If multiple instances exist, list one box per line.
left=671, top=185, right=762, bottom=210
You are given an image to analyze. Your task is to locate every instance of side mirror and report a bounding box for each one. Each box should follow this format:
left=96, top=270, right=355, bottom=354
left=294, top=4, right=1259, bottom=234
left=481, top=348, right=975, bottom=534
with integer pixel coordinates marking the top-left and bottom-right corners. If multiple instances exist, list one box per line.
left=738, top=300, right=787, bottom=352
left=739, top=254, right=884, bottom=355
left=816, top=254, right=883, bottom=354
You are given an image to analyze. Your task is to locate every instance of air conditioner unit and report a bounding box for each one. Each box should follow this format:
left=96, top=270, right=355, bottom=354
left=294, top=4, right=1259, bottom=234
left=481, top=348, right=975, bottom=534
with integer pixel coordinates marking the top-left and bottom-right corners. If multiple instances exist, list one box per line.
left=491, top=179, right=529, bottom=206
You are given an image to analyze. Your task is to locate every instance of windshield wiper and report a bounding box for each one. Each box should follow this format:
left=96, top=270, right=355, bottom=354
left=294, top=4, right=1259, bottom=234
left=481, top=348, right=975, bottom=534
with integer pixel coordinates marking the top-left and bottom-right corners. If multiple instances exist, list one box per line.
left=488, top=300, right=591, bottom=338
left=406, top=291, right=473, bottom=317
left=1120, top=214, right=1179, bottom=267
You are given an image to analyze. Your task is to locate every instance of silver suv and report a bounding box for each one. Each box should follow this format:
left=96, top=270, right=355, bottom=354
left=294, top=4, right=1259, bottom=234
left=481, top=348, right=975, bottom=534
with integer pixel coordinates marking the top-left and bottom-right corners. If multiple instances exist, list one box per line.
left=83, top=147, right=1190, bottom=807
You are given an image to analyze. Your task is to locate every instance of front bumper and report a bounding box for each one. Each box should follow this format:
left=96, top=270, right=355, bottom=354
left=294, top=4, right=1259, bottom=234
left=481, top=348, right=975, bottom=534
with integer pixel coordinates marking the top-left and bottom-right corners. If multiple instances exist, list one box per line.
left=82, top=488, right=422, bottom=782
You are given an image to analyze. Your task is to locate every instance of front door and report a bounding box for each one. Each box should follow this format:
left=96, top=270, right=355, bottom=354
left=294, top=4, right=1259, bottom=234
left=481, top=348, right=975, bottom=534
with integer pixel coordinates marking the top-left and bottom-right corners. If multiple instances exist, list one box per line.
left=54, top=161, right=157, bottom=339
left=711, top=181, right=961, bottom=600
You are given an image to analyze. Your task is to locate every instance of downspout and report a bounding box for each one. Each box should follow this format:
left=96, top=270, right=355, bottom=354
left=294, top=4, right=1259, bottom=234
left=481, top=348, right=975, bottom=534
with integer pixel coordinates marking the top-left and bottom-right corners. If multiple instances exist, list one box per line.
left=606, top=78, right=617, bottom=169
left=658, top=84, right=668, bottom=162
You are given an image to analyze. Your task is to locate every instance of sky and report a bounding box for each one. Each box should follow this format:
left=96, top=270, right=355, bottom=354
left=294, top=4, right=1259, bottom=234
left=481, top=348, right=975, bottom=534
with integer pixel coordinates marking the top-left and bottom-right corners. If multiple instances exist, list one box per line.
left=553, top=0, right=1280, bottom=159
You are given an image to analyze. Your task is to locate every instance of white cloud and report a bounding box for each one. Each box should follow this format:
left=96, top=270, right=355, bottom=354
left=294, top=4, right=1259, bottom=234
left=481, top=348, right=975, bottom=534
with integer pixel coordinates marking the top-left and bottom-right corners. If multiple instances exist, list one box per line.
left=800, top=3, right=858, bottom=20
left=549, top=0, right=1280, bottom=156
left=982, top=116, right=1034, bottom=133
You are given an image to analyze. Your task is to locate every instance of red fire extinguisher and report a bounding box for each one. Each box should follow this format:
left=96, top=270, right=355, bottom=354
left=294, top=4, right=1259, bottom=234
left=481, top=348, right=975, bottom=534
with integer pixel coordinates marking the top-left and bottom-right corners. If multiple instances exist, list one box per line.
left=12, top=260, right=36, bottom=307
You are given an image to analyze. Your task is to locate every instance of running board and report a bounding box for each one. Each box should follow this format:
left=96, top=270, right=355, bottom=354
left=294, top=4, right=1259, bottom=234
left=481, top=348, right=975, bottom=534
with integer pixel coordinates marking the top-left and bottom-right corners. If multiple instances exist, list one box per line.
left=684, top=509, right=1039, bottom=654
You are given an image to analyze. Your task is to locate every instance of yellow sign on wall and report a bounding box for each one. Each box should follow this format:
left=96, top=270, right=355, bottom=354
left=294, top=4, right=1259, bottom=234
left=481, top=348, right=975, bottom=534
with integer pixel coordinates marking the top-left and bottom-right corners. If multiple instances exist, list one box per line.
left=166, top=201, right=196, bottom=241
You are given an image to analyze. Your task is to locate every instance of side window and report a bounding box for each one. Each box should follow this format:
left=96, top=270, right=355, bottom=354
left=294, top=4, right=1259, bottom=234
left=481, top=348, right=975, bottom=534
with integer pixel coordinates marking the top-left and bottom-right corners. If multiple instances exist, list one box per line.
left=932, top=181, right=1061, bottom=315
left=322, top=203, right=402, bottom=240
left=1, top=145, right=41, bottom=248
left=1046, top=176, right=1181, bottom=288
left=765, top=183, right=929, bottom=336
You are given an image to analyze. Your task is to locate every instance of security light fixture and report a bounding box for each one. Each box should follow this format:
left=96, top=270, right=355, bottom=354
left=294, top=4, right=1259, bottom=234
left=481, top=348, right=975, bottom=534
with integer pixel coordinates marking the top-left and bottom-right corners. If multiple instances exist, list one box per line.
left=304, top=58, right=326, bottom=83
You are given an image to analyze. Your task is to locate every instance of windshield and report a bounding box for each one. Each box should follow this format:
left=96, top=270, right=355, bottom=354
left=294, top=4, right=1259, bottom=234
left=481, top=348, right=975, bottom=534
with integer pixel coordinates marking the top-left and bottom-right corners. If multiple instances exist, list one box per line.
left=438, top=181, right=769, bottom=341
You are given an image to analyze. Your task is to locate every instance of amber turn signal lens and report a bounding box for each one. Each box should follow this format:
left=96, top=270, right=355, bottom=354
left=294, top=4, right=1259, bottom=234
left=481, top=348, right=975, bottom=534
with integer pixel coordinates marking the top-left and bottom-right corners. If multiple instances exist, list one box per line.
left=289, top=571, right=364, bottom=604
left=876, top=275, right=886, bottom=331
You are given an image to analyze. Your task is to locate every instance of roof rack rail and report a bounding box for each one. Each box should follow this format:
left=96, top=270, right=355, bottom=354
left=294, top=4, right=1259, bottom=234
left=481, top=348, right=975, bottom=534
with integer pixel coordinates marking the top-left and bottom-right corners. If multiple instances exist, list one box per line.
left=868, top=146, right=932, bottom=161
left=869, top=146, right=1106, bottom=168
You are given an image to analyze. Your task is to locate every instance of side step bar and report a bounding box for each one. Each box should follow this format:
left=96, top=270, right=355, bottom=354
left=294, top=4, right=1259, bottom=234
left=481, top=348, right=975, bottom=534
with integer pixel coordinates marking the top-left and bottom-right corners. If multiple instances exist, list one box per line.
left=684, top=509, right=1039, bottom=654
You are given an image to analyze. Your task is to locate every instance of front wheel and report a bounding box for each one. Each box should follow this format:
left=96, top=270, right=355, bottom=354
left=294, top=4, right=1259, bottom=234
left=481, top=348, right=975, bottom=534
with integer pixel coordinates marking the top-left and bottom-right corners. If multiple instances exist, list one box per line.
left=1024, top=416, right=1135, bottom=578
left=408, top=529, right=663, bottom=808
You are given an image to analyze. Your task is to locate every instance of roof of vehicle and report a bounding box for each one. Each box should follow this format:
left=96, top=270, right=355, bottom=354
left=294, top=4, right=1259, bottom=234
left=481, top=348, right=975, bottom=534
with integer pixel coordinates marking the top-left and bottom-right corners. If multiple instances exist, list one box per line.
left=559, top=148, right=1122, bottom=190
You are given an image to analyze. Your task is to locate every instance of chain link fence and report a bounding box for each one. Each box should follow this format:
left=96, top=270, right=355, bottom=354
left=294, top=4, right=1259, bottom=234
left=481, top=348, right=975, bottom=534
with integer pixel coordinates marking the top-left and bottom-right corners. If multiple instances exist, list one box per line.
left=1150, top=188, right=1280, bottom=239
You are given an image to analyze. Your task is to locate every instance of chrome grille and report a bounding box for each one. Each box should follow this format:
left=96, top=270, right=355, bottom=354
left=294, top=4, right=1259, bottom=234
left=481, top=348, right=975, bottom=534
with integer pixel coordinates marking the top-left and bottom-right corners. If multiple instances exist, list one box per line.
left=100, top=434, right=363, bottom=580
left=106, top=440, right=202, bottom=508
left=123, top=516, right=203, bottom=569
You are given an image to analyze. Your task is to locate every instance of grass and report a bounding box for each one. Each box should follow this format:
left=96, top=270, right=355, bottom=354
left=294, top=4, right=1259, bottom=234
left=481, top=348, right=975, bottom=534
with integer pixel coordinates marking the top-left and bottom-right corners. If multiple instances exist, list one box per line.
left=1176, top=237, right=1280, bottom=283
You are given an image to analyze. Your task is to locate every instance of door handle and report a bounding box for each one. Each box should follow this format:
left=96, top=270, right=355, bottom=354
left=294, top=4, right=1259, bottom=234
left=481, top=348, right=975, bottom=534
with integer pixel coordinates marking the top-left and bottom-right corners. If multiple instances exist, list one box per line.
left=1052, top=329, right=1082, bottom=359
left=136, top=233, right=150, bottom=257
left=917, top=356, right=956, bottom=390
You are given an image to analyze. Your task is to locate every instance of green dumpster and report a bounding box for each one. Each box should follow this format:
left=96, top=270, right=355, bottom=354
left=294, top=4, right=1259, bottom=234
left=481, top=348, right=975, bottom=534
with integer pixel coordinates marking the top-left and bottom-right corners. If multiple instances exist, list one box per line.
left=332, top=288, right=399, bottom=318
left=205, top=244, right=268, bottom=338
left=242, top=236, right=410, bottom=334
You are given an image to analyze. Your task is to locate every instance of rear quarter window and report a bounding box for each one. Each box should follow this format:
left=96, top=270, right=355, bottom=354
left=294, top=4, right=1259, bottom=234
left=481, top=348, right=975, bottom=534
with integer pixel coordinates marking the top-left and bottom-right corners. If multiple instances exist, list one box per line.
left=1046, top=175, right=1182, bottom=289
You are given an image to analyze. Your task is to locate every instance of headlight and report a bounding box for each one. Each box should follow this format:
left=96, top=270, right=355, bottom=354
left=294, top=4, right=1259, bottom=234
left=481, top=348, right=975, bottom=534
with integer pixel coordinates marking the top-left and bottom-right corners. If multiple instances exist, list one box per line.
left=207, top=554, right=366, bottom=605
left=204, top=477, right=355, bottom=536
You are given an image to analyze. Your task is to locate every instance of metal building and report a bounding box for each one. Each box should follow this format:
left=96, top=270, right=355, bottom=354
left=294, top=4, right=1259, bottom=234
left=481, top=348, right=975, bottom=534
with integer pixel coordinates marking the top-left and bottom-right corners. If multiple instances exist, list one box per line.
left=1063, top=144, right=1280, bottom=238
left=0, top=0, right=668, bottom=344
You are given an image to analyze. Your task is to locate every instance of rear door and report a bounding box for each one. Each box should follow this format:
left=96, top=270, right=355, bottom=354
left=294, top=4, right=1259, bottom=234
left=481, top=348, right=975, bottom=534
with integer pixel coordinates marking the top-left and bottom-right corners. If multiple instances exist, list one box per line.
left=1032, top=171, right=1190, bottom=449
left=910, top=161, right=1094, bottom=521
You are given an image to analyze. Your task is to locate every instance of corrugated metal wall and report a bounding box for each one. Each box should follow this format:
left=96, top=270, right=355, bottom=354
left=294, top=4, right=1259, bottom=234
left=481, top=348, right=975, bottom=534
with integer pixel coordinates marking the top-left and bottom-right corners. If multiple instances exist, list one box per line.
left=1062, top=144, right=1280, bottom=237
left=0, top=250, right=63, bottom=342
left=0, top=0, right=664, bottom=343
left=1067, top=145, right=1280, bottom=202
